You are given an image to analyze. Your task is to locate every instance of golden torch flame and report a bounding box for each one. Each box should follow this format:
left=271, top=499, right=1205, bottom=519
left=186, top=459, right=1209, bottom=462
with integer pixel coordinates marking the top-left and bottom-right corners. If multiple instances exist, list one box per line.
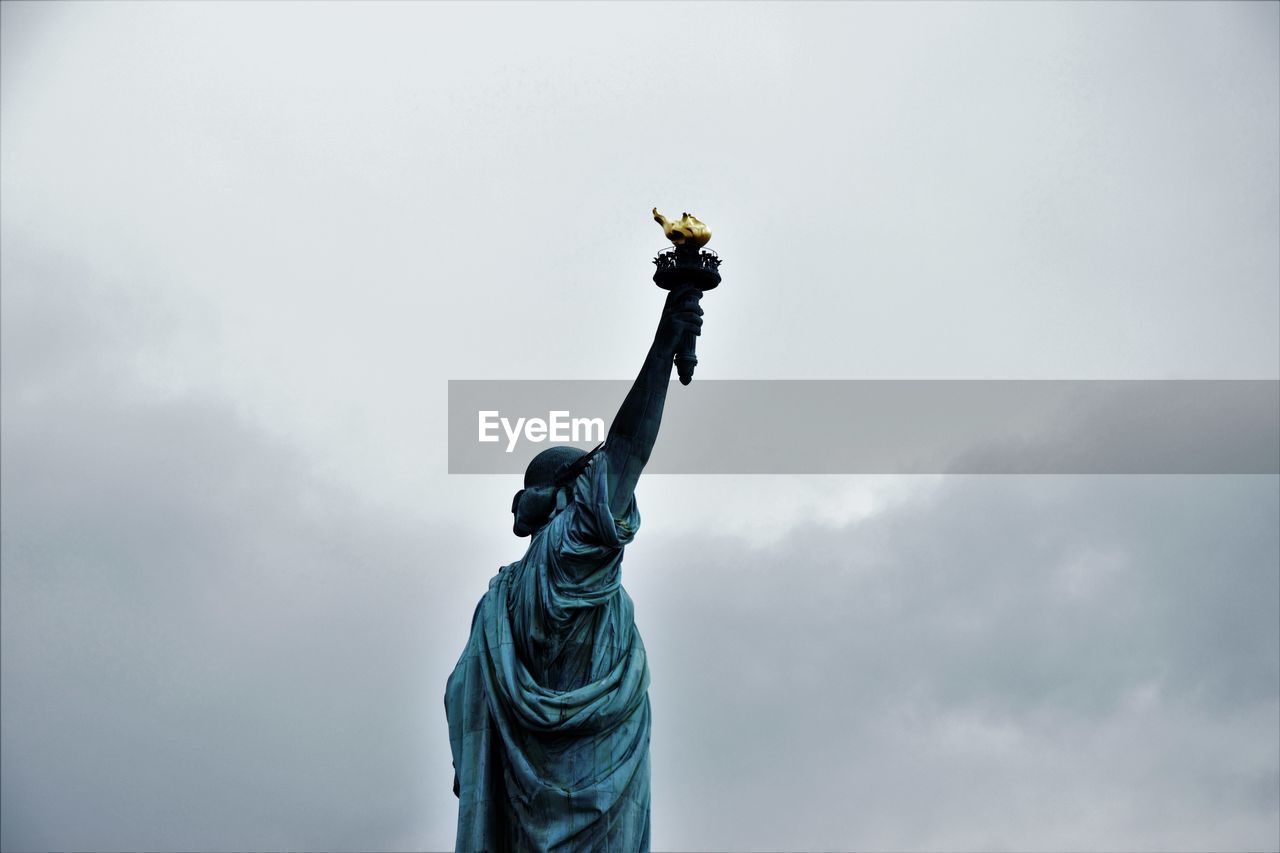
left=653, top=208, right=712, bottom=249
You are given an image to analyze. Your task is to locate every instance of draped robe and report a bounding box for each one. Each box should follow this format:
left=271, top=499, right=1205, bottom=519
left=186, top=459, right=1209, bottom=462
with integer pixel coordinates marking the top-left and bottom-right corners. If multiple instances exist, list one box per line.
left=446, top=455, right=651, bottom=852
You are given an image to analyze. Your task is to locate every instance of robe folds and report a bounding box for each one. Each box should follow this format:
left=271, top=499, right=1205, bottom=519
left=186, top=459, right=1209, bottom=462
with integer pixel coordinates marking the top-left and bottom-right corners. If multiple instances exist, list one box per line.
left=446, top=455, right=651, bottom=852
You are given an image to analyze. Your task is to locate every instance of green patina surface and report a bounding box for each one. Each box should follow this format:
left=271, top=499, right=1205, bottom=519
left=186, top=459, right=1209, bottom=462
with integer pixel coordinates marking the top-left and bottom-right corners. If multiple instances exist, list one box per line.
left=446, top=454, right=650, bottom=851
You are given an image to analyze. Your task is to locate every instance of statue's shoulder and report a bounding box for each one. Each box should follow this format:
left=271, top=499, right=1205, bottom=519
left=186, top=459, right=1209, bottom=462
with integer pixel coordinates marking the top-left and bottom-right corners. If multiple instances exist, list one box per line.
left=489, top=562, right=517, bottom=591
left=467, top=564, right=517, bottom=632
left=488, top=560, right=537, bottom=605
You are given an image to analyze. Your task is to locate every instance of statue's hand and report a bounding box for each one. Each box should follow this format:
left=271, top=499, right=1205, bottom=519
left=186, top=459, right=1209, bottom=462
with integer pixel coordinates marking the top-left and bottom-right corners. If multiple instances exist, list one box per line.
left=655, top=286, right=704, bottom=357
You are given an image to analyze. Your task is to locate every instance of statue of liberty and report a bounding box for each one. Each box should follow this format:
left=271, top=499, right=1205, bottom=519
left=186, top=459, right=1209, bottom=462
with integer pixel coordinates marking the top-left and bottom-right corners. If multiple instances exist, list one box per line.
left=445, top=211, right=717, bottom=851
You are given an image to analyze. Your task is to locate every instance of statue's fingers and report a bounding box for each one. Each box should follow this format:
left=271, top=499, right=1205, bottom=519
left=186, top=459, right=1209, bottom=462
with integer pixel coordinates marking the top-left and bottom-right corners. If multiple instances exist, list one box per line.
left=668, top=292, right=703, bottom=315
left=666, top=308, right=703, bottom=324
left=662, top=289, right=686, bottom=309
left=663, top=298, right=701, bottom=319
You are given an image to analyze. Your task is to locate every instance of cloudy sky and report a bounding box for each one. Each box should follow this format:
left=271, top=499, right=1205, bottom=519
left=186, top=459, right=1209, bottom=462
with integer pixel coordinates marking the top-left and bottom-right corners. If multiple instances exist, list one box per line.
left=2, top=2, right=1277, bottom=851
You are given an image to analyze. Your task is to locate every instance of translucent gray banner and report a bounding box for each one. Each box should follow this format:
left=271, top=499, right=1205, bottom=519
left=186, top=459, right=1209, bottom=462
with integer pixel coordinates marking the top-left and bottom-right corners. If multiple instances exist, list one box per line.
left=447, top=380, right=1280, bottom=475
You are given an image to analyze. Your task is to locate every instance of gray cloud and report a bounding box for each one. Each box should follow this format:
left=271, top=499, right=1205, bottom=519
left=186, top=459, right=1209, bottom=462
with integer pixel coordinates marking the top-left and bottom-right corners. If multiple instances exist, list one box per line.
left=631, top=475, right=1279, bottom=850
left=2, top=260, right=472, bottom=851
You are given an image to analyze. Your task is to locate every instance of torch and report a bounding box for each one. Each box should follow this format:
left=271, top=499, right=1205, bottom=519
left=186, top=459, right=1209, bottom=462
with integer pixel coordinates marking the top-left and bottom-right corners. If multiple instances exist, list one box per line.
left=652, top=208, right=721, bottom=385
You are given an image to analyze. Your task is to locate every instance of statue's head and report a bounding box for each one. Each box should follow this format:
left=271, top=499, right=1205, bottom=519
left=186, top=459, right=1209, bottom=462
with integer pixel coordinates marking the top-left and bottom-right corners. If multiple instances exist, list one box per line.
left=510, top=445, right=598, bottom=537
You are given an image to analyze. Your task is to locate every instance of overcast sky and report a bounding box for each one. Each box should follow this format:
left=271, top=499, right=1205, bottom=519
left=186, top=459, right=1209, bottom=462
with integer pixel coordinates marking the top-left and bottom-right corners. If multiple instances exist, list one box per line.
left=2, top=2, right=1277, bottom=851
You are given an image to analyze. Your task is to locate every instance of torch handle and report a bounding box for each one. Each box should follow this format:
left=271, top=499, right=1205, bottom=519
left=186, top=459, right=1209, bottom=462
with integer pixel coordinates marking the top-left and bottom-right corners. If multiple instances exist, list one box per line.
left=673, top=290, right=702, bottom=386
left=653, top=245, right=718, bottom=386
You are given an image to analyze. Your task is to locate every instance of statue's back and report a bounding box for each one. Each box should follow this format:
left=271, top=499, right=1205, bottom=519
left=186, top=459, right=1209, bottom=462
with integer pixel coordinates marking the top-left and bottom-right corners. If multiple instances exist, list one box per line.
left=446, top=454, right=651, bottom=852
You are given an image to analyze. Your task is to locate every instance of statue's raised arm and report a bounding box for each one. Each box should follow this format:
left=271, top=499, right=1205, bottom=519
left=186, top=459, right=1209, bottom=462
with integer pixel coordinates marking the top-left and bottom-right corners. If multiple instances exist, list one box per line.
left=602, top=284, right=704, bottom=516
left=602, top=208, right=719, bottom=516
